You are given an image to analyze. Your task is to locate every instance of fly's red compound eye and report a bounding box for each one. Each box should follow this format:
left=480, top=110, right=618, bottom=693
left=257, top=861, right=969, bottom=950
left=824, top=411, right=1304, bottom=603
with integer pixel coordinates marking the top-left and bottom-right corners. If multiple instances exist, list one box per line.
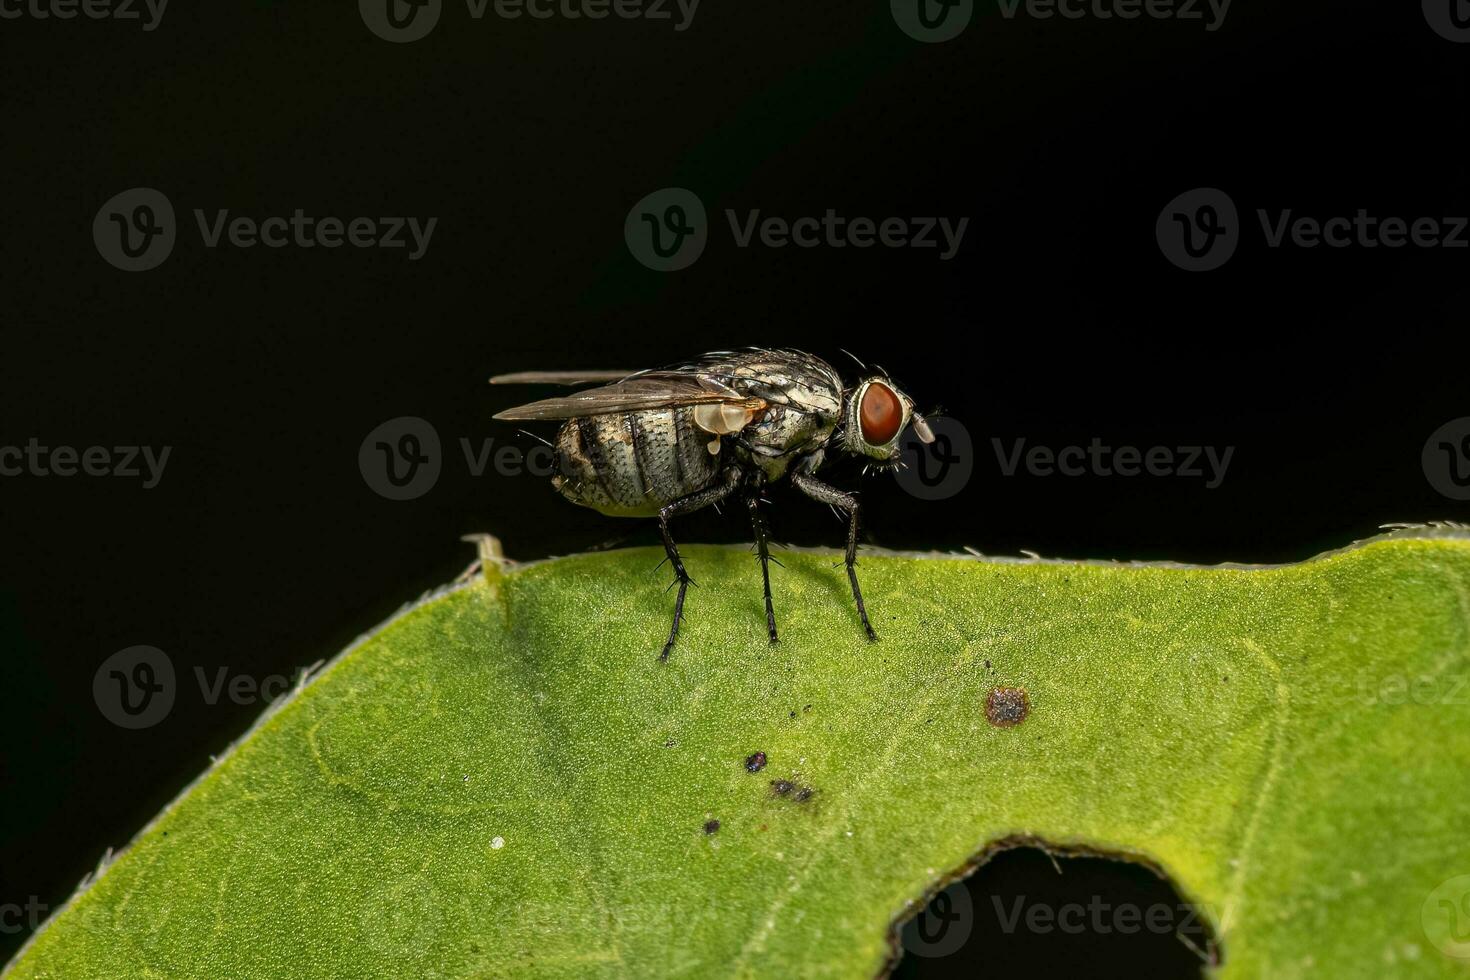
left=859, top=382, right=903, bottom=446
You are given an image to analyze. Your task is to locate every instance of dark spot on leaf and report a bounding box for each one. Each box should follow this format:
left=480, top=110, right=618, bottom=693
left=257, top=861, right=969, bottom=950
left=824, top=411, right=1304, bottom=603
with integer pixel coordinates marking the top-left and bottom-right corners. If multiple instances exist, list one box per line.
left=769, top=778, right=817, bottom=803
left=703, top=819, right=720, bottom=834
left=803, top=704, right=812, bottom=712
left=745, top=751, right=767, bottom=773
left=985, top=686, right=1030, bottom=728
left=789, top=710, right=797, bottom=719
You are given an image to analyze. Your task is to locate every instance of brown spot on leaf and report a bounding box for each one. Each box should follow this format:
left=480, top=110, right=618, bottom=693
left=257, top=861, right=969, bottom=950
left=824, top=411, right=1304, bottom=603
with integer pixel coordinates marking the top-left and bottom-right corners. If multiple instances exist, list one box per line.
left=769, top=778, right=817, bottom=803
left=745, top=751, right=767, bottom=773
left=985, top=686, right=1030, bottom=728
left=703, top=819, right=720, bottom=834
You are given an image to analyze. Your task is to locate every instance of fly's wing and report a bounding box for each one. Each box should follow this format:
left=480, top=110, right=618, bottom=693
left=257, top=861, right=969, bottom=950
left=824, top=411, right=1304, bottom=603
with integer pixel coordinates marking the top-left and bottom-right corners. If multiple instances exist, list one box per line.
left=492, top=373, right=766, bottom=421
left=489, top=370, right=635, bottom=386
left=649, top=349, right=845, bottom=412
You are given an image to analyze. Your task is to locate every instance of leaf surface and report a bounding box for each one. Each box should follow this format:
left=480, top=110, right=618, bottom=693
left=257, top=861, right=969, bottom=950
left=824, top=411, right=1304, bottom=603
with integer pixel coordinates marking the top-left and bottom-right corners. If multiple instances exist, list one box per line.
left=7, top=529, right=1470, bottom=978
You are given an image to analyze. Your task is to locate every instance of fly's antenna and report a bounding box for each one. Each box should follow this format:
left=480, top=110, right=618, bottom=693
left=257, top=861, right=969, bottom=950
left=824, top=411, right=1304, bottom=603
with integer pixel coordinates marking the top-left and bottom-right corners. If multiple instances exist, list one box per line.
left=872, top=363, right=892, bottom=380
left=838, top=349, right=868, bottom=372
left=518, top=429, right=555, bottom=448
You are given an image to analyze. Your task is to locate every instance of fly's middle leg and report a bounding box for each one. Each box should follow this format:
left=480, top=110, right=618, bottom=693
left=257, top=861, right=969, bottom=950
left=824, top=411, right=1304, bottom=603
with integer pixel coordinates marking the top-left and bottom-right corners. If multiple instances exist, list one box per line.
left=746, top=487, right=779, bottom=645
left=791, top=469, right=878, bottom=642
left=656, top=469, right=741, bottom=661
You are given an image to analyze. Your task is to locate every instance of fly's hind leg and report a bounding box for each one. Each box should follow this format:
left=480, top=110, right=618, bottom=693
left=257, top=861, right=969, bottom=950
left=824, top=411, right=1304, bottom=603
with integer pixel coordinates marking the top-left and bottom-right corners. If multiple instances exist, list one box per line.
left=746, top=481, right=779, bottom=645
left=791, top=466, right=878, bottom=642
left=657, top=469, right=742, bottom=662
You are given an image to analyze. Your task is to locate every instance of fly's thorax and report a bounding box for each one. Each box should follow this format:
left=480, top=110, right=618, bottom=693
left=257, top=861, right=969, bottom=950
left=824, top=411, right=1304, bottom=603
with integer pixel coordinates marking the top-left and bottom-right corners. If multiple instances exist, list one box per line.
left=552, top=408, right=722, bottom=517
left=736, top=404, right=836, bottom=480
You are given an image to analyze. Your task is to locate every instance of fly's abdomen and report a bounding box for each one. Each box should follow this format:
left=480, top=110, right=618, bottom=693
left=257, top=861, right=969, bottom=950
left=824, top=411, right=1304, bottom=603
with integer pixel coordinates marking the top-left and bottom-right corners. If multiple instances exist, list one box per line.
left=552, top=408, right=720, bottom=517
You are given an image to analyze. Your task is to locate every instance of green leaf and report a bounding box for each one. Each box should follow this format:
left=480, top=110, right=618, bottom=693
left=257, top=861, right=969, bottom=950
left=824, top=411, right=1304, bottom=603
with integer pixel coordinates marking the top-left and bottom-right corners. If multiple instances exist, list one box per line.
left=7, top=527, right=1470, bottom=978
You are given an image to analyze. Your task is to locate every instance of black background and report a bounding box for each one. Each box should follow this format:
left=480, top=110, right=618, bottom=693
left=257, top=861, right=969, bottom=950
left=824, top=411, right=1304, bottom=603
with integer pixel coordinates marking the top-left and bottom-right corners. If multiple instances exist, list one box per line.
left=1, top=0, right=1466, bottom=973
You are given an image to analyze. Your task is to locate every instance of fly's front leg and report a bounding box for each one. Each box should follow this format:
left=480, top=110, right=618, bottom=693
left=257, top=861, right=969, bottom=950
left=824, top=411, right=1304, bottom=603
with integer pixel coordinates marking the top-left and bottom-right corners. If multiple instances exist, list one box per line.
left=746, top=482, right=779, bottom=645
left=791, top=467, right=878, bottom=642
left=657, top=469, right=742, bottom=662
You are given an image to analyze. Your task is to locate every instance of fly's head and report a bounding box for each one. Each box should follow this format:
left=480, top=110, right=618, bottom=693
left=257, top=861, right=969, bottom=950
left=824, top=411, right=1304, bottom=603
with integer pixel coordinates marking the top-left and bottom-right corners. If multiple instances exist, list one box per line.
left=839, top=376, right=934, bottom=468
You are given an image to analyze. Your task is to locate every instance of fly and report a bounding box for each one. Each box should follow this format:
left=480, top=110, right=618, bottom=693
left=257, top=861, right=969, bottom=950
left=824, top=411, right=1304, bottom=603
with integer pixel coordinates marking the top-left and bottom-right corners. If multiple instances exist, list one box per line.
left=491, top=348, right=937, bottom=661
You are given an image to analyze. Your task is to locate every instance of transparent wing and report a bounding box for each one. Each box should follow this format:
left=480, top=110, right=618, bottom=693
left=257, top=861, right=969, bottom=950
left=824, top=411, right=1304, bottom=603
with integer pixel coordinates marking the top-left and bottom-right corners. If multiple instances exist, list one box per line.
left=493, top=373, right=767, bottom=421
left=489, top=370, right=635, bottom=386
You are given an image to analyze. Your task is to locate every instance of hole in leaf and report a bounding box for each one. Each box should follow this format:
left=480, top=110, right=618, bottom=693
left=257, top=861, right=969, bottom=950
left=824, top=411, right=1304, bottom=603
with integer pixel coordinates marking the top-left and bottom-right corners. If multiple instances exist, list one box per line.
left=889, top=844, right=1219, bottom=979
